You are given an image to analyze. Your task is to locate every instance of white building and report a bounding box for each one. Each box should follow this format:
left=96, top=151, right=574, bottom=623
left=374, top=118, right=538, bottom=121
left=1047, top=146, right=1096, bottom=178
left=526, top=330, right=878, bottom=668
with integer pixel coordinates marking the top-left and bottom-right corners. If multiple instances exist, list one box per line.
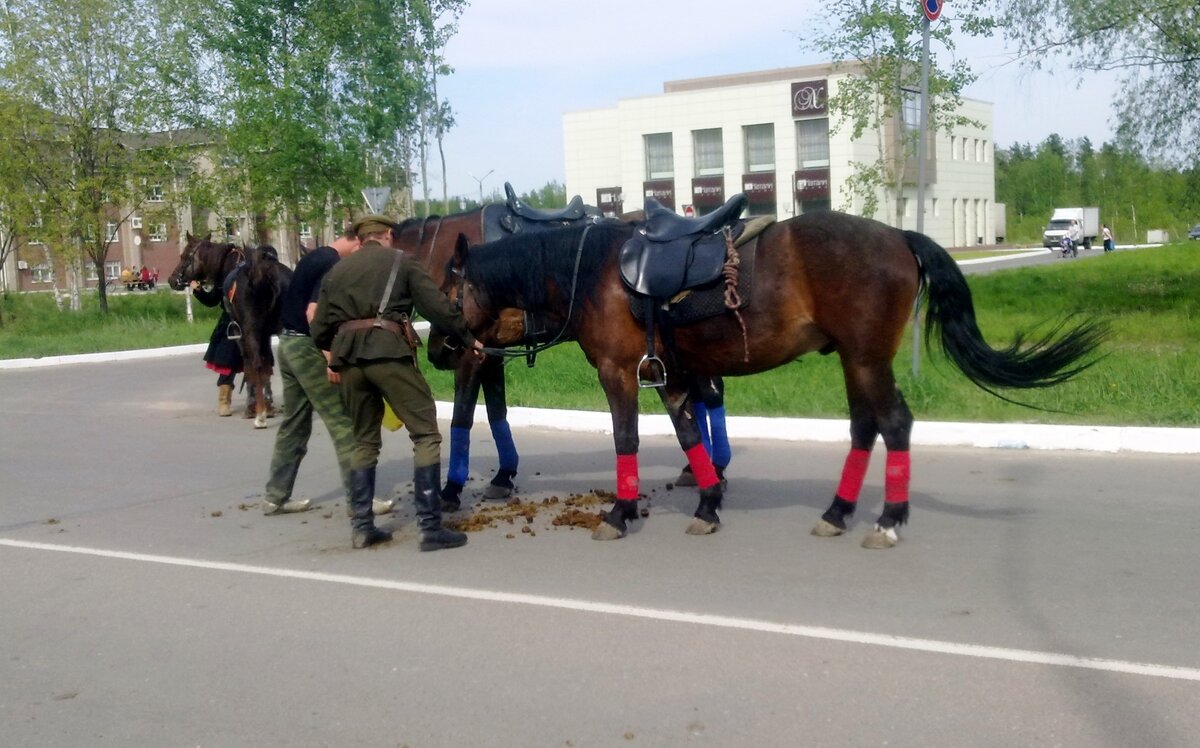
left=563, top=63, right=999, bottom=248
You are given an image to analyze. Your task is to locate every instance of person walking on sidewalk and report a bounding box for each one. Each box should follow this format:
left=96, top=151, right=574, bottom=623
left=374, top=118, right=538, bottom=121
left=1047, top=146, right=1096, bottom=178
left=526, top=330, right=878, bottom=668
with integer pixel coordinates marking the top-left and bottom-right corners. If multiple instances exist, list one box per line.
left=262, top=227, right=394, bottom=517
left=311, top=214, right=485, bottom=550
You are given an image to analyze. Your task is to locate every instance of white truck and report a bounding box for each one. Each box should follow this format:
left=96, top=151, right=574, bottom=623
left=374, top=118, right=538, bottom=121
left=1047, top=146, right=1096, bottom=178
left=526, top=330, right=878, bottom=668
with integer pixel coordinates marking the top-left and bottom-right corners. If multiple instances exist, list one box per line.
left=1042, top=207, right=1099, bottom=249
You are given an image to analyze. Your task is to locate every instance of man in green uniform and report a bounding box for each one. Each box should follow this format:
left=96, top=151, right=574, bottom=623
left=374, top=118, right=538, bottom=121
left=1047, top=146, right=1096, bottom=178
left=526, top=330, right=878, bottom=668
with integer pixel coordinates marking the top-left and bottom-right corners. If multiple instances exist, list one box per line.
left=311, top=214, right=484, bottom=550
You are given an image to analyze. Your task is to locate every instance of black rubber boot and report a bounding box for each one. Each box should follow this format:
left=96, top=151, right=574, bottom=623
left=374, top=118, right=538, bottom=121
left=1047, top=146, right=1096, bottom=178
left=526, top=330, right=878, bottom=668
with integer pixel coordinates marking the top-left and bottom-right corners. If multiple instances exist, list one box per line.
left=414, top=463, right=467, bottom=552
left=350, top=467, right=392, bottom=549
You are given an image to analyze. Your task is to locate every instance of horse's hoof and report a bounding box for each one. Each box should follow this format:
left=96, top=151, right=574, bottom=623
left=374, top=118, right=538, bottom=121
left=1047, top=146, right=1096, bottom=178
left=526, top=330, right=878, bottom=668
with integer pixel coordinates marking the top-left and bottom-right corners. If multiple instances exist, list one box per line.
left=254, top=416, right=268, bottom=429
left=861, top=525, right=899, bottom=549
left=811, top=519, right=846, bottom=537
left=482, top=483, right=512, bottom=501
left=685, top=518, right=719, bottom=535
left=591, top=522, right=626, bottom=541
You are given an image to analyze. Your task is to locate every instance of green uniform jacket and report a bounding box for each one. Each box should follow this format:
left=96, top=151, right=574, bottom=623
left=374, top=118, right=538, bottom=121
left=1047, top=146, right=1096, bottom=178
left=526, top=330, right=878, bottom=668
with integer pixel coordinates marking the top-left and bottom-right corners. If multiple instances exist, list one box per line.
left=311, top=242, right=477, bottom=369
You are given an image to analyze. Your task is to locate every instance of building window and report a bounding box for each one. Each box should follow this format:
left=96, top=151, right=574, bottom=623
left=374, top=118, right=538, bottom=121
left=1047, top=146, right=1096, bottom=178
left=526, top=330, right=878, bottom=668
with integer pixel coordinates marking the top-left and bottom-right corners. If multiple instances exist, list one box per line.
left=106, top=222, right=118, bottom=242
left=692, top=128, right=723, bottom=176
left=299, top=222, right=313, bottom=239
left=105, top=261, right=121, bottom=280
left=795, top=118, right=830, bottom=168
left=148, top=184, right=164, bottom=202
left=27, top=236, right=43, bottom=245
left=149, top=223, right=168, bottom=242
left=932, top=198, right=940, bottom=217
left=901, top=89, right=920, bottom=135
left=644, top=133, right=674, bottom=179
left=86, top=263, right=100, bottom=281
left=32, top=264, right=53, bottom=283
left=131, top=214, right=143, bottom=230
left=743, top=124, right=775, bottom=173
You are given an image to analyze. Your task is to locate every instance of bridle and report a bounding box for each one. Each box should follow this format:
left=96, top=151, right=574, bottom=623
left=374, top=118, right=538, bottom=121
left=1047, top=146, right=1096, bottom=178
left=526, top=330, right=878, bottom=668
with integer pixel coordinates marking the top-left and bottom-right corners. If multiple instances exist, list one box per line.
left=454, top=223, right=594, bottom=360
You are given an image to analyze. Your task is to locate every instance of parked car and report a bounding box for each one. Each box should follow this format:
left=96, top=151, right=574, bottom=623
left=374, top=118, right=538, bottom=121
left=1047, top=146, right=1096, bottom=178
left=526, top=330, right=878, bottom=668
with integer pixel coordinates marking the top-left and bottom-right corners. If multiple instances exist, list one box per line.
left=1189, top=224, right=1200, bottom=240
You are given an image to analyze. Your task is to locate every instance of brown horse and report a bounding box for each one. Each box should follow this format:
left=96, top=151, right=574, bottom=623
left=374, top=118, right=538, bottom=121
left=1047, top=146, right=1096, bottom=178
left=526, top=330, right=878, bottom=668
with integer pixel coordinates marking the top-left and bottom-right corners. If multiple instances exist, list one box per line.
left=391, top=186, right=603, bottom=506
left=443, top=211, right=1105, bottom=549
left=168, top=232, right=292, bottom=428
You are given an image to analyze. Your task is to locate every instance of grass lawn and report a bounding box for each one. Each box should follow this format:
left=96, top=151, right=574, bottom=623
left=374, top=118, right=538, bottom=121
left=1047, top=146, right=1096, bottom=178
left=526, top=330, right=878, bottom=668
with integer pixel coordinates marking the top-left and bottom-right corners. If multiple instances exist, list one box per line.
left=3, top=243, right=1197, bottom=427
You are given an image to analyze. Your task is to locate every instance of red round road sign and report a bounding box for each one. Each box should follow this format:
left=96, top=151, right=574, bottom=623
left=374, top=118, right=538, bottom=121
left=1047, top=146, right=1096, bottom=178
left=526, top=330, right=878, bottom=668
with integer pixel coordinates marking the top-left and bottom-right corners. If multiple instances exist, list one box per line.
left=923, top=0, right=942, bottom=21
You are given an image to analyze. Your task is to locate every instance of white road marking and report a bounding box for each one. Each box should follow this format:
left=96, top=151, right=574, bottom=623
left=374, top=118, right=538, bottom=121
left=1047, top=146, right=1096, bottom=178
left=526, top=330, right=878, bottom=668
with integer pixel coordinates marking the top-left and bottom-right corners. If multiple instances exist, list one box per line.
left=4, top=538, right=1199, bottom=682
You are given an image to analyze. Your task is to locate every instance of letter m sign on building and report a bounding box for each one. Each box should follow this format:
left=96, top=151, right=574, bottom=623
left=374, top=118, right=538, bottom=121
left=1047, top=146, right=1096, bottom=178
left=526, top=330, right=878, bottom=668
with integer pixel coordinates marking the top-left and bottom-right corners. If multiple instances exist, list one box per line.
left=923, top=0, right=943, bottom=21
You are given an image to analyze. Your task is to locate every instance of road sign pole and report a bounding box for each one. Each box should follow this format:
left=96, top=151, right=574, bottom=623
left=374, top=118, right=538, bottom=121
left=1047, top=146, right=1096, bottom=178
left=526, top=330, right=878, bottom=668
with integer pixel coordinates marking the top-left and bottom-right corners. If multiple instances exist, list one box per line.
left=912, top=15, right=932, bottom=376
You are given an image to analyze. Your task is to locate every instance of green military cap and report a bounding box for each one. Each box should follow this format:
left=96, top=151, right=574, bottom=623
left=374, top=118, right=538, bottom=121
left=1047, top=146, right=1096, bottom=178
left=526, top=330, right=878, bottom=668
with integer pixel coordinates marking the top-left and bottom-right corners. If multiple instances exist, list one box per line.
left=352, top=214, right=395, bottom=238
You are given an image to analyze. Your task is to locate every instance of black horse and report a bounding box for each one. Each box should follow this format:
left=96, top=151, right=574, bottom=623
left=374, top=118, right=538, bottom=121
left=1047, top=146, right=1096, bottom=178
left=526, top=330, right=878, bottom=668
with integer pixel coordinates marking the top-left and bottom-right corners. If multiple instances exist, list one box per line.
left=169, top=233, right=292, bottom=428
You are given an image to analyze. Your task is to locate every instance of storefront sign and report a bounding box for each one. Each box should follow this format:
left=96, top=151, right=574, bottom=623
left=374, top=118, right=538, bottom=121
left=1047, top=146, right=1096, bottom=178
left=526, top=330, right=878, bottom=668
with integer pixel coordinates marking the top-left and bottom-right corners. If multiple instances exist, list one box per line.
left=742, top=172, right=776, bottom=204
left=794, top=168, right=831, bottom=201
left=691, top=176, right=725, bottom=207
left=791, top=79, right=828, bottom=117
left=596, top=187, right=623, bottom=217
left=643, top=179, right=675, bottom=211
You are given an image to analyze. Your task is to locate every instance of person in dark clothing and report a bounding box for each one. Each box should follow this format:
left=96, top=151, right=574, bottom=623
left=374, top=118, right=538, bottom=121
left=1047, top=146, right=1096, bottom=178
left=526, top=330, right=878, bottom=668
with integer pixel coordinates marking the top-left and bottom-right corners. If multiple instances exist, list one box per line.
left=190, top=279, right=244, bottom=416
left=311, top=214, right=484, bottom=550
left=263, top=228, right=398, bottom=517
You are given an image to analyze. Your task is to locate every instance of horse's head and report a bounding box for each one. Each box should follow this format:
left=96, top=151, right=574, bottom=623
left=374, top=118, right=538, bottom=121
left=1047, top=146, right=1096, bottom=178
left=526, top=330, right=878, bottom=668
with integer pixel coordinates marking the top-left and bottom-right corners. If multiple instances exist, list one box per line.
left=168, top=232, right=210, bottom=290
left=429, top=235, right=523, bottom=369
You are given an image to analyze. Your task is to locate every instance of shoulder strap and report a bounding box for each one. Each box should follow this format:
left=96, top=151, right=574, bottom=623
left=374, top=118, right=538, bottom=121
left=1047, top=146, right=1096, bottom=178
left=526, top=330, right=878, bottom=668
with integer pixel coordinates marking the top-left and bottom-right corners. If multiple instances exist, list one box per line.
left=374, top=249, right=403, bottom=325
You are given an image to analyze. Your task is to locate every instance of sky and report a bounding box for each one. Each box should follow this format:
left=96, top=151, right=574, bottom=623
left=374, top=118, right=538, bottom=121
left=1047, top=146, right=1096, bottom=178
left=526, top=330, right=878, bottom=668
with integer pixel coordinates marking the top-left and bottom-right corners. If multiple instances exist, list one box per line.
left=429, top=1, right=1117, bottom=201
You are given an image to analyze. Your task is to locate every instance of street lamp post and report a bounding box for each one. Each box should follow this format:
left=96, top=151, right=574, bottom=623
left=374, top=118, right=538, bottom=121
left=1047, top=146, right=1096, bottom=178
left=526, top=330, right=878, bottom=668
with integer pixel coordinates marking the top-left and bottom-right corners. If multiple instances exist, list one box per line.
left=469, top=169, right=494, bottom=205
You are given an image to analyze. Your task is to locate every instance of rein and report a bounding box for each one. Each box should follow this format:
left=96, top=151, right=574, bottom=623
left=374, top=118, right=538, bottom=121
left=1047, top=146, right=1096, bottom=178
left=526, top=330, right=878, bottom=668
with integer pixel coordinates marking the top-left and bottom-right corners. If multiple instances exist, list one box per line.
left=471, top=223, right=594, bottom=359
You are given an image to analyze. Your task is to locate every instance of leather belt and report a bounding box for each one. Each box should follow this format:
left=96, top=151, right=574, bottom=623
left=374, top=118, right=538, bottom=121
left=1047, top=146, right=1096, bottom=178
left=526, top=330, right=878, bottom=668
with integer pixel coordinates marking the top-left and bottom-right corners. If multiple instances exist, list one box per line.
left=339, top=318, right=402, bottom=334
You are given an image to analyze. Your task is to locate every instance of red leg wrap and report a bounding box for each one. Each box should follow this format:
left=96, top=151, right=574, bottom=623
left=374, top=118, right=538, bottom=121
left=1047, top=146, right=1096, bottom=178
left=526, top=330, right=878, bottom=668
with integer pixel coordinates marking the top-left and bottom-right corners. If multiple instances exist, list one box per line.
left=885, top=451, right=911, bottom=503
left=836, top=448, right=871, bottom=503
left=616, top=453, right=640, bottom=500
left=684, top=443, right=720, bottom=489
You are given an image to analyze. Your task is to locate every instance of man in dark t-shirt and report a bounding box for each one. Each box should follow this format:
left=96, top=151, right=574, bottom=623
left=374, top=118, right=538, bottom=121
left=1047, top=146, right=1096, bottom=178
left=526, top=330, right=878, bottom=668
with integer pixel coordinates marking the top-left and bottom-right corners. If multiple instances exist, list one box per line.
left=263, top=228, right=396, bottom=516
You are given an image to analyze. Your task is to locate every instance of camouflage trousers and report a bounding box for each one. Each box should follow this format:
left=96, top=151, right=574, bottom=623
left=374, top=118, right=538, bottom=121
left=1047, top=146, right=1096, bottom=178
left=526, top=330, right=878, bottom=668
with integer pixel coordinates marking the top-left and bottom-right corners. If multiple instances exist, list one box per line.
left=264, top=334, right=356, bottom=504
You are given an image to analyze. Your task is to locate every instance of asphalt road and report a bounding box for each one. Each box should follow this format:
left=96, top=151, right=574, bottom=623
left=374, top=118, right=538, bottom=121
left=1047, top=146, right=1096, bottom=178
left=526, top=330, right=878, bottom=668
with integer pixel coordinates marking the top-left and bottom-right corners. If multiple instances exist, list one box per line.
left=1, top=353, right=1197, bottom=747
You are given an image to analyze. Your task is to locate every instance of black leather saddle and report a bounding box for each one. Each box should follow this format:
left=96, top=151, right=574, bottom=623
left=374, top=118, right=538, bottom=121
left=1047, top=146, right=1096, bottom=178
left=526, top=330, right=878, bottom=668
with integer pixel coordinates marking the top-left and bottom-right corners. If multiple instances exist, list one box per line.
left=481, top=182, right=603, bottom=241
left=619, top=194, right=748, bottom=298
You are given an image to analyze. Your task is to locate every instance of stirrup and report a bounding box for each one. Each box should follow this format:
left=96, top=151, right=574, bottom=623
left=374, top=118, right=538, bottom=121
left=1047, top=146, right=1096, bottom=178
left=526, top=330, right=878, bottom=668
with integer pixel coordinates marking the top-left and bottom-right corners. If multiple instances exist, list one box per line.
left=637, top=354, right=667, bottom=389
left=226, top=320, right=242, bottom=340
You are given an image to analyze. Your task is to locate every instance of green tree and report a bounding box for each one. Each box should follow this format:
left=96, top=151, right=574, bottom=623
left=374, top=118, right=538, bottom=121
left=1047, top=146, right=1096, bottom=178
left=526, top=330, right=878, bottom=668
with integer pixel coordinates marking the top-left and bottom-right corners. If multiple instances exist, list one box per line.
left=801, top=0, right=995, bottom=222
left=997, top=0, right=1200, bottom=166
left=0, top=0, right=180, bottom=313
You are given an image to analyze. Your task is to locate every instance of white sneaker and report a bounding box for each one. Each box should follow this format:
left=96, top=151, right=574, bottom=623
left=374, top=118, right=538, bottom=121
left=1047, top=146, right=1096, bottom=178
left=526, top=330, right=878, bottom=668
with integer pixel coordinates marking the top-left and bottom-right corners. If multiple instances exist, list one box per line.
left=263, top=498, right=313, bottom=516
left=372, top=498, right=396, bottom=516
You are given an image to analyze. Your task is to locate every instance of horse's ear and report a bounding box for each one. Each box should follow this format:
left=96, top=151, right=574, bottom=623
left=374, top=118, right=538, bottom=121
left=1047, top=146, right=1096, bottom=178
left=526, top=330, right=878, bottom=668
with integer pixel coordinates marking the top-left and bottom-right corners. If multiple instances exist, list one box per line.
left=453, top=233, right=470, bottom=267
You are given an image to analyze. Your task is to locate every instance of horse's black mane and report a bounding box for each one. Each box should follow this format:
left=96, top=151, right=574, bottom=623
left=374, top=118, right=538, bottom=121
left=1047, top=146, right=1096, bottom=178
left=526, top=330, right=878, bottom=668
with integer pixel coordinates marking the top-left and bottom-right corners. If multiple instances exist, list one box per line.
left=466, top=222, right=633, bottom=312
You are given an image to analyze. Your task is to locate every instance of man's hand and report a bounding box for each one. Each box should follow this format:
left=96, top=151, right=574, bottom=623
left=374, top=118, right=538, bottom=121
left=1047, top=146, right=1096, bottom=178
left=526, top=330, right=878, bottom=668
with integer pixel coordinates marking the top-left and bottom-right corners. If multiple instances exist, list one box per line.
left=326, top=367, right=341, bottom=384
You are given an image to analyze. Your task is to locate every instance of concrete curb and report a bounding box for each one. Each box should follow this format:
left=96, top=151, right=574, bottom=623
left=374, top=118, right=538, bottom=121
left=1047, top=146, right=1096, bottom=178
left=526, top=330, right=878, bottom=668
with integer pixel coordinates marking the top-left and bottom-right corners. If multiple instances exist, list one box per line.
left=6, top=343, right=1197, bottom=455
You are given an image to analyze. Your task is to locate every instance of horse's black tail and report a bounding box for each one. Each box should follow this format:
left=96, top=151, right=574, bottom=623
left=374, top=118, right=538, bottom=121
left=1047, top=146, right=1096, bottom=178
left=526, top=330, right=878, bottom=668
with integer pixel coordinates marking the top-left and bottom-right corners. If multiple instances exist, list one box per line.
left=904, top=230, right=1106, bottom=395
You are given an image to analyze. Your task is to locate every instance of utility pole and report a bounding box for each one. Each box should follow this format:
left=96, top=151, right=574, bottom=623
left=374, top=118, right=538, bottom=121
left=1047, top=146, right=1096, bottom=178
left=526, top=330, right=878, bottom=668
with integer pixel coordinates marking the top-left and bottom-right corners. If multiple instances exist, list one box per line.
left=913, top=0, right=941, bottom=375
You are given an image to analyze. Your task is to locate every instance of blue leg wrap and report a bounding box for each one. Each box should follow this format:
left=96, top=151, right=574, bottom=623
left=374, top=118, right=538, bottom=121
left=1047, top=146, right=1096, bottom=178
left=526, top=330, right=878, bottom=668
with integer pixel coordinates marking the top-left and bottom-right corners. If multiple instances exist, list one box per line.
left=709, top=405, right=731, bottom=468
left=694, top=401, right=712, bottom=456
left=447, top=426, right=471, bottom=485
left=490, top=419, right=519, bottom=471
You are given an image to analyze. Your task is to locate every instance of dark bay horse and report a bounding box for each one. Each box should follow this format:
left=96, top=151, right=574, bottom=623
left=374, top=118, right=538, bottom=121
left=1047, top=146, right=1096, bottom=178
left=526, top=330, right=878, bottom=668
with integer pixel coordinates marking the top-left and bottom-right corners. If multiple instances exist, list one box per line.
left=443, top=212, right=1105, bottom=549
left=392, top=186, right=602, bottom=505
left=168, top=232, right=292, bottom=428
